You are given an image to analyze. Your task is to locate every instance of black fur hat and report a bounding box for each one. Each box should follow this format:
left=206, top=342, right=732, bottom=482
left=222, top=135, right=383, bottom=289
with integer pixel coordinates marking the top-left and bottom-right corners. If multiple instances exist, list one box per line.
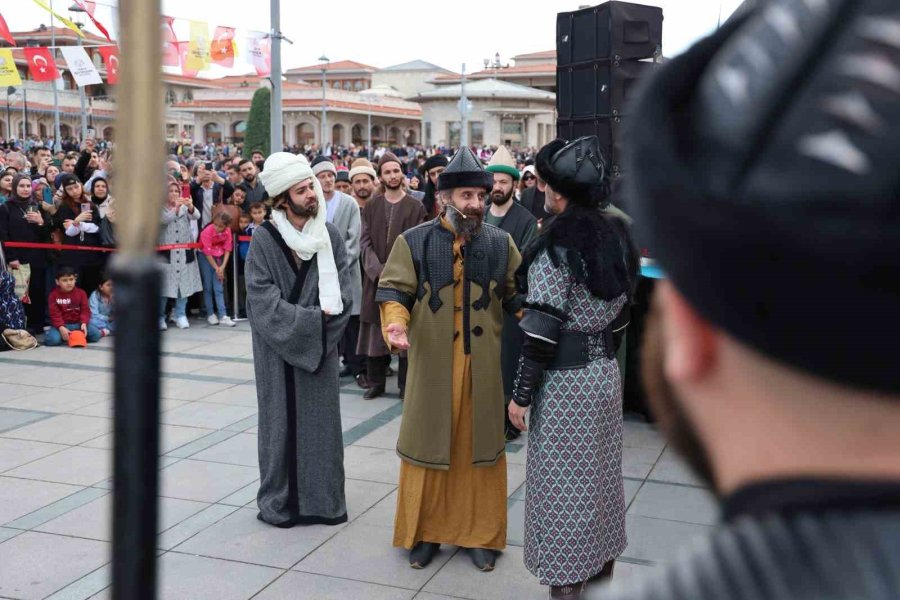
left=437, top=147, right=493, bottom=192
left=535, top=136, right=609, bottom=208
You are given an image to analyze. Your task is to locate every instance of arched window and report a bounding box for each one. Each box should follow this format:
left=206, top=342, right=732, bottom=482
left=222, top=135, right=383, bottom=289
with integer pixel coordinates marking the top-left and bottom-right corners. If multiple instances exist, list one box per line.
left=182, top=90, right=194, bottom=102
left=388, top=127, right=401, bottom=144
left=232, top=121, right=247, bottom=141
left=204, top=123, right=222, bottom=144
left=296, top=122, right=315, bottom=146
left=332, top=123, right=344, bottom=146
left=351, top=124, right=364, bottom=144
left=165, top=88, right=177, bottom=104
left=371, top=125, right=383, bottom=141
left=342, top=81, right=352, bottom=91
left=353, top=81, right=364, bottom=91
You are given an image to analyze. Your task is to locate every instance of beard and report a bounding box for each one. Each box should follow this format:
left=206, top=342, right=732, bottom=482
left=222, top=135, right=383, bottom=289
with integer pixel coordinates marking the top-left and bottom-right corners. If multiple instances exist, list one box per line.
left=286, top=197, right=318, bottom=218
left=355, top=188, right=372, bottom=200
left=446, top=205, right=484, bottom=239
left=641, top=301, right=717, bottom=488
left=384, top=178, right=403, bottom=191
left=490, top=189, right=513, bottom=206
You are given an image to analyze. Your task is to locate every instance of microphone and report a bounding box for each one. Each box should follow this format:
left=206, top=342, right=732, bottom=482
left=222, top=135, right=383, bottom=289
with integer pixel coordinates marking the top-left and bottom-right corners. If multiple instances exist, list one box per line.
left=447, top=204, right=468, bottom=220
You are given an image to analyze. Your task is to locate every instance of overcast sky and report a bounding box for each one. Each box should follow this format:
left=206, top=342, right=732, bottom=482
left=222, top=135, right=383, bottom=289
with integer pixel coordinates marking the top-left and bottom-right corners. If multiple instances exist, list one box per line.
left=7, top=0, right=745, bottom=76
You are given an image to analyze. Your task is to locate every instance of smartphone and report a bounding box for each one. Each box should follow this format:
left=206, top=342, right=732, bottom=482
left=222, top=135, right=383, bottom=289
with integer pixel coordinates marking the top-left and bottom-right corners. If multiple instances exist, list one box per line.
left=42, top=187, right=53, bottom=204
left=205, top=162, right=213, bottom=170
left=81, top=202, right=92, bottom=214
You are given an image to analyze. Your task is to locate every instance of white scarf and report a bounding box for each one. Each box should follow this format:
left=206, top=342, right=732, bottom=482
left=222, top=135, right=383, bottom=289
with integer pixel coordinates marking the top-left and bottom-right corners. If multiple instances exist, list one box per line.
left=271, top=187, right=343, bottom=315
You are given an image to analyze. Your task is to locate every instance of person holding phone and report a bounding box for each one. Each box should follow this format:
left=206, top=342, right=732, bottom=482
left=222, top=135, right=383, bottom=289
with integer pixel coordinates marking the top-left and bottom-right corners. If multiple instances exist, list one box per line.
left=54, top=174, right=104, bottom=293
left=0, top=174, right=53, bottom=333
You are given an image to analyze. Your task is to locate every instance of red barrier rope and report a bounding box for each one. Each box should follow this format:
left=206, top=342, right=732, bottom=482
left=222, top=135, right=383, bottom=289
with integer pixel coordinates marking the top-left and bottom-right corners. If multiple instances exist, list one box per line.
left=2, top=241, right=203, bottom=253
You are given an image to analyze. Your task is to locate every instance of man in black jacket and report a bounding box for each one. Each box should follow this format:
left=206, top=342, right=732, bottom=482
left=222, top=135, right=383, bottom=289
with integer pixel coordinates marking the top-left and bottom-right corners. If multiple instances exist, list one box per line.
left=605, top=1, right=900, bottom=599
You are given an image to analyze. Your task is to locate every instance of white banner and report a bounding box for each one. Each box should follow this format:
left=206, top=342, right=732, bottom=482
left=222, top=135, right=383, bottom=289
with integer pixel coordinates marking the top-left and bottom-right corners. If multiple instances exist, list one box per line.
left=245, top=31, right=271, bottom=77
left=59, top=46, right=103, bottom=87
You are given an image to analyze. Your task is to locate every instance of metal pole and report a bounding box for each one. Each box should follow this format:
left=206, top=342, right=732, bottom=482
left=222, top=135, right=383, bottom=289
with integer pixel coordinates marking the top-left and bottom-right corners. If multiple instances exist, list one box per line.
left=232, top=232, right=241, bottom=321
left=5, top=94, right=10, bottom=140
left=110, top=0, right=164, bottom=597
left=460, top=63, right=468, bottom=149
left=77, top=30, right=88, bottom=141
left=50, top=0, right=62, bottom=150
left=269, top=0, right=283, bottom=153
left=367, top=99, right=372, bottom=157
left=321, top=67, right=327, bottom=151
left=22, top=89, right=28, bottom=139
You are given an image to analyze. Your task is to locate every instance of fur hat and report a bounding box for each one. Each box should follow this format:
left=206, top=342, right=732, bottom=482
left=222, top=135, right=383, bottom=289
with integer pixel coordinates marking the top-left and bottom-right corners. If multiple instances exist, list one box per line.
left=437, top=147, right=493, bottom=192
left=485, top=145, right=520, bottom=180
left=349, top=158, right=377, bottom=181
left=422, top=154, right=449, bottom=173
left=535, top=137, right=609, bottom=208
left=311, top=155, right=337, bottom=176
left=377, top=152, right=402, bottom=176
left=258, top=152, right=313, bottom=197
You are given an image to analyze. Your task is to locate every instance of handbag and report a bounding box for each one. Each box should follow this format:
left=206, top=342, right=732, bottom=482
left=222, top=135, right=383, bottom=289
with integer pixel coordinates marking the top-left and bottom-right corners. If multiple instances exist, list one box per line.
left=212, top=201, right=242, bottom=234
left=2, top=328, right=38, bottom=351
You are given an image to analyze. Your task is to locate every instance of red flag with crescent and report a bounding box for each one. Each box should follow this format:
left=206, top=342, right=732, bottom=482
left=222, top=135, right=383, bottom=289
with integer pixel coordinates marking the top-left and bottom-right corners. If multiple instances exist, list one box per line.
left=72, top=0, right=111, bottom=42
left=23, top=47, right=60, bottom=82
left=98, top=45, right=119, bottom=84
left=161, top=15, right=180, bottom=67
left=178, top=42, right=199, bottom=77
left=0, top=13, right=15, bottom=46
left=210, top=26, right=235, bottom=67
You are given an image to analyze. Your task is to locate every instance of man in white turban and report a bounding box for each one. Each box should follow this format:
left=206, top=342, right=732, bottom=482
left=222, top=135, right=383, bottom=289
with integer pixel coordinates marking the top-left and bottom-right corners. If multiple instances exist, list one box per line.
left=246, top=152, right=353, bottom=527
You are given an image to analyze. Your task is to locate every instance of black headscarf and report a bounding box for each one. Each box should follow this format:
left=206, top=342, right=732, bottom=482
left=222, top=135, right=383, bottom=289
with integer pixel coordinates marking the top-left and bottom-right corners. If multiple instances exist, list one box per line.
left=9, top=174, right=33, bottom=205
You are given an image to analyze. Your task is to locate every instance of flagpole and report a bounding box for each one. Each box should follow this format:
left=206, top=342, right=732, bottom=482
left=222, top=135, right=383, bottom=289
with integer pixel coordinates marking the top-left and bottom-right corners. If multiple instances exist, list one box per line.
left=269, top=0, right=283, bottom=153
left=50, top=0, right=62, bottom=150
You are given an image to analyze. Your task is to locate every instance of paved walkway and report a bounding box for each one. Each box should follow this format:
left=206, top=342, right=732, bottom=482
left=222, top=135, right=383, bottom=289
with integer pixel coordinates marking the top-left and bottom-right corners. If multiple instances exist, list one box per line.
left=0, top=320, right=718, bottom=600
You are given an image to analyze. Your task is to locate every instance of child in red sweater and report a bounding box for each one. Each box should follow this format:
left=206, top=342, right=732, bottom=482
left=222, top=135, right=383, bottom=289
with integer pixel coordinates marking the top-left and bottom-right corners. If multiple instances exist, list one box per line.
left=45, top=265, right=102, bottom=346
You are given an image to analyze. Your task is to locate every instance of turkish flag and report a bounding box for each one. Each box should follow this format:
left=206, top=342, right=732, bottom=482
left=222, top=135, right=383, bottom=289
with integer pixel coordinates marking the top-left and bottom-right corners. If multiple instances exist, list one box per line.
left=24, top=47, right=60, bottom=82
left=98, top=45, right=119, bottom=84
left=210, top=26, right=235, bottom=67
left=0, top=13, right=15, bottom=46
left=161, top=16, right=179, bottom=67
left=178, top=42, right=198, bottom=77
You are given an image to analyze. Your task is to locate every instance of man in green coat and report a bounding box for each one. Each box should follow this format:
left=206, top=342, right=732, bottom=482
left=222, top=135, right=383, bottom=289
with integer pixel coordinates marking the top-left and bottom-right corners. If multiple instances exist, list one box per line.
left=376, top=147, right=522, bottom=572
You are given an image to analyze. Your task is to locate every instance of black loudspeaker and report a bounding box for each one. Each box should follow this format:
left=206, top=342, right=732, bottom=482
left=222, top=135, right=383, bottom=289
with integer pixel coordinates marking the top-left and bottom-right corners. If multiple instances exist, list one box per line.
left=557, top=1, right=663, bottom=64
left=557, top=60, right=658, bottom=119
left=556, top=116, right=623, bottom=173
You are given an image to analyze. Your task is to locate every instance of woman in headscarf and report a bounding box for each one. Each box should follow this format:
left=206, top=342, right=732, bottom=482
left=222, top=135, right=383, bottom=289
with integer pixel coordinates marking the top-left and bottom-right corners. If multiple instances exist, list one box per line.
left=89, top=177, right=115, bottom=220
left=0, top=174, right=53, bottom=334
left=158, top=179, right=202, bottom=330
left=0, top=172, right=13, bottom=205
left=53, top=174, right=105, bottom=293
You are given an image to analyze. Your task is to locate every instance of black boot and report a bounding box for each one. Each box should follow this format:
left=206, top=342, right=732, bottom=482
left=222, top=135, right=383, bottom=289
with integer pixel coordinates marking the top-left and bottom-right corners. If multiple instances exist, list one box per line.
left=364, top=384, right=385, bottom=399
left=467, top=548, right=497, bottom=572
left=364, top=356, right=387, bottom=398
left=409, top=542, right=440, bottom=569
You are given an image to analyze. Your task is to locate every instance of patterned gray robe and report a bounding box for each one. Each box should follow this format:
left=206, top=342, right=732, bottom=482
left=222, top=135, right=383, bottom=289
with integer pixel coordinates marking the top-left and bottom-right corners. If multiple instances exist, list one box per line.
left=159, top=206, right=203, bottom=300
left=246, top=220, right=352, bottom=526
left=523, top=249, right=628, bottom=585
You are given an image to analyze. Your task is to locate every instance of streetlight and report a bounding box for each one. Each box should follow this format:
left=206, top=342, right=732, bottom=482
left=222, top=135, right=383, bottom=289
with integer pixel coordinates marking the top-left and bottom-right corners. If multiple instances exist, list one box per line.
left=68, top=3, right=89, bottom=141
left=6, top=87, right=16, bottom=140
left=319, top=54, right=329, bottom=153
left=359, top=89, right=376, bottom=157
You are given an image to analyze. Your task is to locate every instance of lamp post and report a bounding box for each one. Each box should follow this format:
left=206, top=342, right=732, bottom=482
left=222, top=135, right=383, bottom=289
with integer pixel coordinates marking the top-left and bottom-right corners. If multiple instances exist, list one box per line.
left=48, top=0, right=62, bottom=151
left=6, top=87, right=15, bottom=140
left=359, top=89, right=376, bottom=157
left=68, top=3, right=89, bottom=141
left=319, top=54, right=329, bottom=153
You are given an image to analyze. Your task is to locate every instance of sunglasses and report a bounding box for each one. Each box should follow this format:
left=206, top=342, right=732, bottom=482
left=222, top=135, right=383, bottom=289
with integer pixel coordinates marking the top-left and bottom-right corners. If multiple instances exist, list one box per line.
left=523, top=175, right=536, bottom=181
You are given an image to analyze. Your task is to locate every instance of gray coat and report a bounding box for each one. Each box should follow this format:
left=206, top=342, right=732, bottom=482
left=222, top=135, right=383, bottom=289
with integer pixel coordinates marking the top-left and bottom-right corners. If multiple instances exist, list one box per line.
left=159, top=206, right=203, bottom=300
left=328, top=191, right=362, bottom=316
left=245, top=219, right=353, bottom=525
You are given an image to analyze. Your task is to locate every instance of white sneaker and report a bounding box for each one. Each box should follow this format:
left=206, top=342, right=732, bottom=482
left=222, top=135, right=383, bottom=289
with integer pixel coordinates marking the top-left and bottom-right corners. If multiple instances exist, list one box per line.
left=159, top=318, right=168, bottom=331
left=219, top=316, right=236, bottom=327
left=176, top=316, right=190, bottom=329
left=207, top=314, right=219, bottom=326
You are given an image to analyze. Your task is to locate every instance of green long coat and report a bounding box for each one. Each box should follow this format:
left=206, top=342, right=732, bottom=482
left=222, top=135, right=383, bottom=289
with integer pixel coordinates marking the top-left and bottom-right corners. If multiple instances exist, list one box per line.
left=377, top=219, right=522, bottom=470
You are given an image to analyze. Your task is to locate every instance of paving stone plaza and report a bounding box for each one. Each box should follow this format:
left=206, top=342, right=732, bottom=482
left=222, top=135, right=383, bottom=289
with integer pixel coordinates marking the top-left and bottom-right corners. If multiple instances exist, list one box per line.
left=0, top=321, right=717, bottom=600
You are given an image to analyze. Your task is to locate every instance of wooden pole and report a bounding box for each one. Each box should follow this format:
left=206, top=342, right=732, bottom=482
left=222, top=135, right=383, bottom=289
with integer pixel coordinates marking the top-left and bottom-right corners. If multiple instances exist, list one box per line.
left=110, top=0, right=163, bottom=598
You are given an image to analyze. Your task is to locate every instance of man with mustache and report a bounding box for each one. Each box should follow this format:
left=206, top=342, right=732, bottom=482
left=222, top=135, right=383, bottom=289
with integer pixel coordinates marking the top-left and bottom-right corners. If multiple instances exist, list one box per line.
left=485, top=144, right=538, bottom=441
left=246, top=152, right=353, bottom=528
left=377, top=147, right=523, bottom=572
left=357, top=152, right=426, bottom=398
left=602, top=0, right=900, bottom=598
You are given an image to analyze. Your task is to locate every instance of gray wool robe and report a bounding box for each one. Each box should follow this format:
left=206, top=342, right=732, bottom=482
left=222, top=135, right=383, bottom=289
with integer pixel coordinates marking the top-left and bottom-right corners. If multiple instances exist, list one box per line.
left=245, top=218, right=352, bottom=526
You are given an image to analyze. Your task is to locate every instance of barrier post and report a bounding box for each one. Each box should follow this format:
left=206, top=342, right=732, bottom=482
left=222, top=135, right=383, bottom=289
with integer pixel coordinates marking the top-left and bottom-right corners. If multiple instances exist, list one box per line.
left=232, top=232, right=246, bottom=321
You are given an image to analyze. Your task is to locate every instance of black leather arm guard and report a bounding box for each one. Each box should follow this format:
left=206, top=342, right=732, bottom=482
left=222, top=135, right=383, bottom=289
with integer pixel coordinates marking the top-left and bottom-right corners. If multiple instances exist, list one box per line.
left=511, top=334, right=557, bottom=407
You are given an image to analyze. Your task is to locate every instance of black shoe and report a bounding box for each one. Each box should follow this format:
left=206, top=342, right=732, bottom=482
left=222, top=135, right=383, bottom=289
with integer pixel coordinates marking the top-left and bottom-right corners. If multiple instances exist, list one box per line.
left=550, top=582, right=585, bottom=599
left=467, top=548, right=497, bottom=572
left=504, top=422, right=521, bottom=442
left=363, top=384, right=385, bottom=400
left=409, top=542, right=440, bottom=569
left=356, top=373, right=372, bottom=389
left=339, top=365, right=353, bottom=378
left=386, top=366, right=396, bottom=377
left=399, top=387, right=405, bottom=400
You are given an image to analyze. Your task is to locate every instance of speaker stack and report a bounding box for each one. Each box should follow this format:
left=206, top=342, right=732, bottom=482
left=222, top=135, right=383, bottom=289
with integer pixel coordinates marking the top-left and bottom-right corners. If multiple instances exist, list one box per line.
left=556, top=1, right=663, bottom=176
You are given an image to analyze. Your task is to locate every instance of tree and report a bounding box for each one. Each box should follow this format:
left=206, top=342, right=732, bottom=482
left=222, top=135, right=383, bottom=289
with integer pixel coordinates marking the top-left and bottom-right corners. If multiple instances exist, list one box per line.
left=244, top=86, right=271, bottom=156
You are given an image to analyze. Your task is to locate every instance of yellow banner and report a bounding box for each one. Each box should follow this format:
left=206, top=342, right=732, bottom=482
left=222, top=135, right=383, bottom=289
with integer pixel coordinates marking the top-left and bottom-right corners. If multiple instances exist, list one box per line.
left=30, top=0, right=86, bottom=37
left=186, top=20, right=211, bottom=72
left=0, top=48, right=22, bottom=86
